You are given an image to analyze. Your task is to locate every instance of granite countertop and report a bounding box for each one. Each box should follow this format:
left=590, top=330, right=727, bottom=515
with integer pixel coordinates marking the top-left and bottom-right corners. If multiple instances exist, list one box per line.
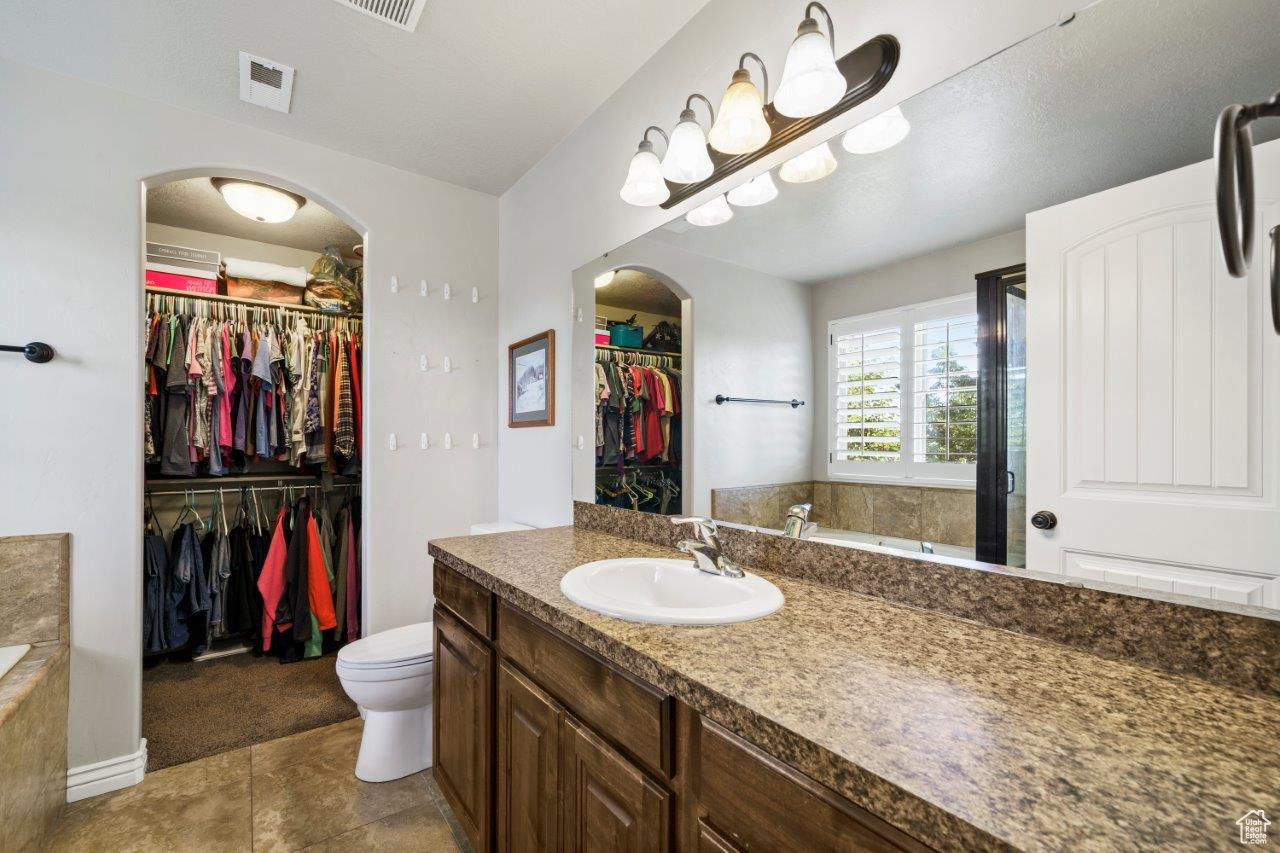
left=429, top=526, right=1280, bottom=852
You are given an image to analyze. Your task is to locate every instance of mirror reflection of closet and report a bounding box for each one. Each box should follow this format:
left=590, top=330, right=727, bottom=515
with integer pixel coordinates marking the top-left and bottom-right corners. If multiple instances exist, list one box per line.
left=591, top=268, right=688, bottom=516
left=140, top=174, right=367, bottom=770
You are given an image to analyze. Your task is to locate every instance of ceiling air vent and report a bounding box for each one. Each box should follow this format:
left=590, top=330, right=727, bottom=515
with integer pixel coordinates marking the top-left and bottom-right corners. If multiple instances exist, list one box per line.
left=331, top=0, right=427, bottom=32
left=238, top=52, right=295, bottom=114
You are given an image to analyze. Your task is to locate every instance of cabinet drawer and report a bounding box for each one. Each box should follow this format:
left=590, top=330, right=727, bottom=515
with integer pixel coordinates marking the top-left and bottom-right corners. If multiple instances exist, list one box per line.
left=695, top=716, right=929, bottom=852
left=497, top=601, right=671, bottom=778
left=435, top=561, right=494, bottom=639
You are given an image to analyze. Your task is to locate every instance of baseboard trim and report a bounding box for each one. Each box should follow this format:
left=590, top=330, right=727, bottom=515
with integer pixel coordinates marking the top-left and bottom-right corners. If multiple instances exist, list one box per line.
left=66, top=739, right=147, bottom=803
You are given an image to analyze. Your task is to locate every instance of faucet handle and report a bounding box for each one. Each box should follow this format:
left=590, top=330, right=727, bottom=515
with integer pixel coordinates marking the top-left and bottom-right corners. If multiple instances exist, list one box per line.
left=787, top=502, right=813, bottom=520
left=670, top=515, right=718, bottom=544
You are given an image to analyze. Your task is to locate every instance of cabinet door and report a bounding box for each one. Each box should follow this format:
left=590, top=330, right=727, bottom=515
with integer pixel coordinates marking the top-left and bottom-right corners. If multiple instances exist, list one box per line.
left=434, top=606, right=493, bottom=851
left=562, top=716, right=670, bottom=852
left=497, top=662, right=561, bottom=853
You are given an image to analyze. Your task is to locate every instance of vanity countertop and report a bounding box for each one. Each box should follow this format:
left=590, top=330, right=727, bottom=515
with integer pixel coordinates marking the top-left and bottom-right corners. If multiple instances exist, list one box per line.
left=429, top=525, right=1280, bottom=852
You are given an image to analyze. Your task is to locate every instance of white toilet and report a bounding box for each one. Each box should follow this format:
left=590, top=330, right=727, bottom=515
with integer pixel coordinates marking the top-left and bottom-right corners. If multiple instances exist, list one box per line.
left=336, top=621, right=435, bottom=783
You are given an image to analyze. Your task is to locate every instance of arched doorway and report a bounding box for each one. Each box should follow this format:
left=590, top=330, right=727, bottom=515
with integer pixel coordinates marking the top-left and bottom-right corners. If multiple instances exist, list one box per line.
left=139, top=169, right=369, bottom=769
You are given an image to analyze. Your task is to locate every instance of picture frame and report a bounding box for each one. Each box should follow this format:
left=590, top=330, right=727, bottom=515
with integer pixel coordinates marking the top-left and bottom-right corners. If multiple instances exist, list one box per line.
left=508, top=329, right=555, bottom=428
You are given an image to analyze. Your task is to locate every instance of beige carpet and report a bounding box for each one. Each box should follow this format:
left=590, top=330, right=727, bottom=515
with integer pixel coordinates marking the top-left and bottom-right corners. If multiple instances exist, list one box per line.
left=142, top=652, right=358, bottom=770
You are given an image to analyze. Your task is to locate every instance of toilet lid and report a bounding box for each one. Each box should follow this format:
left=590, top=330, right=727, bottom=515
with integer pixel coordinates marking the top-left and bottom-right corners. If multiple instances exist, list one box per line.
left=337, top=621, right=434, bottom=668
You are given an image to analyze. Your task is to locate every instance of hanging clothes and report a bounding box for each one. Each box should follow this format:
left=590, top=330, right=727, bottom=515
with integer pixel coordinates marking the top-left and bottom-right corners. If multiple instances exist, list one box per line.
left=142, top=529, right=168, bottom=654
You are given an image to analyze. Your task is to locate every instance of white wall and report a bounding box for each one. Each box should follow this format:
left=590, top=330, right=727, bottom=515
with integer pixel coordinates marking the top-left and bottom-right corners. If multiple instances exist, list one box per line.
left=496, top=0, right=1077, bottom=528
left=0, top=58, right=498, bottom=778
left=573, top=238, right=811, bottom=516
left=809, top=229, right=1026, bottom=480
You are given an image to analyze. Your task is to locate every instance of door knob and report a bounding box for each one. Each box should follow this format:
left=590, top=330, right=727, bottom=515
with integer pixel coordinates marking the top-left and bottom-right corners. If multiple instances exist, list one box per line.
left=1030, top=511, right=1057, bottom=530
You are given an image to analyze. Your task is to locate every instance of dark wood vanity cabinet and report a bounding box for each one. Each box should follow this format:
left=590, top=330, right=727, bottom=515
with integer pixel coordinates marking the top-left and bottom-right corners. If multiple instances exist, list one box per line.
left=432, top=562, right=928, bottom=853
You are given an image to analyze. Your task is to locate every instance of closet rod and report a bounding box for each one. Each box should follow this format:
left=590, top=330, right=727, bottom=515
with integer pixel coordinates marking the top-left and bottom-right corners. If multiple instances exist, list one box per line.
left=144, top=483, right=360, bottom=497
left=595, top=344, right=681, bottom=358
left=144, top=286, right=362, bottom=319
left=146, top=473, right=358, bottom=489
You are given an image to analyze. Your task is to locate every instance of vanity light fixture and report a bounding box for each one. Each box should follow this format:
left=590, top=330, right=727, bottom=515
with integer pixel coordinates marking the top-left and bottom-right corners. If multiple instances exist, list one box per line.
left=661, top=95, right=717, bottom=184
left=211, top=178, right=305, bottom=223
left=685, top=194, right=734, bottom=227
left=619, top=126, right=671, bottom=206
left=841, top=104, right=911, bottom=154
left=774, top=3, right=846, bottom=118
left=708, top=53, right=772, bottom=155
left=726, top=171, right=779, bottom=207
left=779, top=141, right=838, bottom=183
left=594, top=270, right=616, bottom=288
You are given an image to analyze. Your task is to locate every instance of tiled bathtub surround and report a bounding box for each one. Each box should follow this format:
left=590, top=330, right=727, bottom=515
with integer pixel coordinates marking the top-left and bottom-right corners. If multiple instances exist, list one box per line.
left=574, top=502, right=1280, bottom=698
left=430, top=526, right=1280, bottom=851
left=711, top=480, right=975, bottom=547
left=0, top=533, right=70, bottom=851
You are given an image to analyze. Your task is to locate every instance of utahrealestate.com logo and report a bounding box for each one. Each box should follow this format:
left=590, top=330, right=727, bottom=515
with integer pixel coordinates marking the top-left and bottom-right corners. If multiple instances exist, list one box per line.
left=1237, top=810, right=1271, bottom=845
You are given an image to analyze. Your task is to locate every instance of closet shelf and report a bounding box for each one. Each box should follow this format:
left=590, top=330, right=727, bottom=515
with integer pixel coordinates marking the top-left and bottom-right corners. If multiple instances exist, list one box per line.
left=595, top=343, right=681, bottom=358
left=145, top=286, right=363, bottom=319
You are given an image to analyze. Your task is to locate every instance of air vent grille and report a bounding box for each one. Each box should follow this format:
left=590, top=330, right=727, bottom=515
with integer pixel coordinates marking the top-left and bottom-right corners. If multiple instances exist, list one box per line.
left=332, top=0, right=427, bottom=32
left=238, top=52, right=295, bottom=114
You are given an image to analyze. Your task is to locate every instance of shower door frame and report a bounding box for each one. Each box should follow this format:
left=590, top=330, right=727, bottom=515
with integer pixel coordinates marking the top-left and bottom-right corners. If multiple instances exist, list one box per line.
left=975, top=263, right=1026, bottom=565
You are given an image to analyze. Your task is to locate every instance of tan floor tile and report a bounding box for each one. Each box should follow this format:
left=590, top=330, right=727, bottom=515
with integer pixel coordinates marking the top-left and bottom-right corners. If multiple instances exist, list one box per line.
left=300, top=803, right=458, bottom=852
left=250, top=718, right=362, bottom=776
left=251, top=758, right=433, bottom=853
left=47, top=778, right=251, bottom=853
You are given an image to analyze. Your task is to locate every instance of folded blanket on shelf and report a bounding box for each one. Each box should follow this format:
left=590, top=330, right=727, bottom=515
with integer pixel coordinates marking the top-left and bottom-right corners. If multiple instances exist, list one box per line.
left=223, top=257, right=308, bottom=288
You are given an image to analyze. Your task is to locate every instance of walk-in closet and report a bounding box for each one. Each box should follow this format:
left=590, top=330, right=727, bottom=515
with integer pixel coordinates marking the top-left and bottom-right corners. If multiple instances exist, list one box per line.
left=141, top=176, right=365, bottom=769
left=592, top=269, right=686, bottom=515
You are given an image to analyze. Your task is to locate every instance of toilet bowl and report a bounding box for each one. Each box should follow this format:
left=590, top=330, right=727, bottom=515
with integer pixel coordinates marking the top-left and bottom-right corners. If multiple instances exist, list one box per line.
left=336, top=621, right=434, bottom=783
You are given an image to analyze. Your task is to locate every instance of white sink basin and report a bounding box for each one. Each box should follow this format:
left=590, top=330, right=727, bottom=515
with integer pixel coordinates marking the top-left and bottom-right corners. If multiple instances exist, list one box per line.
left=560, top=558, right=783, bottom=626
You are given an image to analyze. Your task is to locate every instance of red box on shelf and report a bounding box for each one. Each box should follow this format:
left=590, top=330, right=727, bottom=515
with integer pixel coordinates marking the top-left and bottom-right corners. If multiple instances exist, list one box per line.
left=146, top=266, right=218, bottom=295
left=595, top=332, right=611, bottom=346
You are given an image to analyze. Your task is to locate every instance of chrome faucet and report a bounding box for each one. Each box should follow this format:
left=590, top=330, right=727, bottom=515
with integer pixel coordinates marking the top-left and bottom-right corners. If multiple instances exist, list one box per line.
left=671, top=516, right=744, bottom=578
left=781, top=502, right=817, bottom=539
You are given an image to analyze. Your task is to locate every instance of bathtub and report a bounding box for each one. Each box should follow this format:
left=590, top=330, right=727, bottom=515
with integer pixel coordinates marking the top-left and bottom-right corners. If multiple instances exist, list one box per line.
left=0, top=644, right=31, bottom=681
left=807, top=528, right=975, bottom=560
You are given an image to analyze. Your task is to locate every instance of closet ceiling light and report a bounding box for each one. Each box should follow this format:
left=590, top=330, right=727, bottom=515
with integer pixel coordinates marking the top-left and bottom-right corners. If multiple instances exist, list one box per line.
left=594, top=270, right=616, bottom=288
left=774, top=3, right=846, bottom=119
left=779, top=141, right=838, bottom=183
left=619, top=127, right=670, bottom=207
left=661, top=95, right=716, bottom=184
left=708, top=54, right=771, bottom=155
left=726, top=171, right=779, bottom=207
left=841, top=104, right=910, bottom=154
left=685, top=194, right=734, bottom=227
left=212, top=179, right=305, bottom=223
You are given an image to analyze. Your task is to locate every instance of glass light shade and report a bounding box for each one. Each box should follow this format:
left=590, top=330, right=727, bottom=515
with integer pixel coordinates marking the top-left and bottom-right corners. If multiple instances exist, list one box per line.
left=594, top=270, right=616, bottom=288
left=779, top=142, right=838, bottom=183
left=726, top=171, right=779, bottom=207
left=842, top=105, right=911, bottom=154
left=685, top=194, right=734, bottom=227
left=619, top=141, right=669, bottom=206
left=661, top=109, right=715, bottom=183
left=773, top=23, right=846, bottom=118
left=217, top=180, right=300, bottom=223
left=708, top=69, right=771, bottom=155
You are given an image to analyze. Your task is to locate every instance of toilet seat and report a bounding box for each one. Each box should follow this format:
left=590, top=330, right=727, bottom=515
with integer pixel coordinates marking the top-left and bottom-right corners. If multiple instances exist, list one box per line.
left=337, top=621, right=433, bottom=670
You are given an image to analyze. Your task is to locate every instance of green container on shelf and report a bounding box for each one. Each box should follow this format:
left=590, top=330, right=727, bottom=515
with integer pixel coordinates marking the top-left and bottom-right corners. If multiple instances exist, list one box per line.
left=609, top=323, right=643, bottom=348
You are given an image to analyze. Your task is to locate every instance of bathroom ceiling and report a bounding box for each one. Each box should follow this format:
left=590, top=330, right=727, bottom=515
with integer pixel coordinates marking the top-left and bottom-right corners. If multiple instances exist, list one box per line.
left=596, top=269, right=683, bottom=318
left=0, top=0, right=710, bottom=196
left=647, top=0, right=1280, bottom=284
left=147, top=179, right=363, bottom=257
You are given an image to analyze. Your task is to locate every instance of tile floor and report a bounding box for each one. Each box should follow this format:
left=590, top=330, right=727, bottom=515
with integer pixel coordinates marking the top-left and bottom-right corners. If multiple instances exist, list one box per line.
left=47, top=719, right=471, bottom=852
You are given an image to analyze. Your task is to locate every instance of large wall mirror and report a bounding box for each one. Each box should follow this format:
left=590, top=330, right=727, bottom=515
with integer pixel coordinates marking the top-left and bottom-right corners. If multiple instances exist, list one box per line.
left=572, top=0, right=1280, bottom=613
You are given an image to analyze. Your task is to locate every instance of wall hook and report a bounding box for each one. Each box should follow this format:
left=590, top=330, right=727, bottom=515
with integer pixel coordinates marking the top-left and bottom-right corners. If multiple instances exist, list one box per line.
left=442, top=356, right=453, bottom=373
left=471, top=433, right=481, bottom=449
left=443, top=432, right=453, bottom=450
left=442, top=283, right=452, bottom=301
left=420, top=279, right=429, bottom=297
left=390, top=275, right=399, bottom=294
left=471, top=286, right=479, bottom=304
left=420, top=432, right=430, bottom=450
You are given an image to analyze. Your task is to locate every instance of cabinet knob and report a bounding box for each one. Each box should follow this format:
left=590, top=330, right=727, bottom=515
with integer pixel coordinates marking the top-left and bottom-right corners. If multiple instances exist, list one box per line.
left=1030, top=510, right=1058, bottom=530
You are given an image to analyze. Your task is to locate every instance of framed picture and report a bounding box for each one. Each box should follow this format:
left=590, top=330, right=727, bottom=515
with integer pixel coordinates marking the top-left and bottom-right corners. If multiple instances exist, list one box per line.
left=508, top=329, right=555, bottom=428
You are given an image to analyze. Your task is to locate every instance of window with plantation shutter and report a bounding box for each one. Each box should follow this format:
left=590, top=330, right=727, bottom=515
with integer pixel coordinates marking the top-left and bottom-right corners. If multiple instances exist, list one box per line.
left=828, top=295, right=978, bottom=486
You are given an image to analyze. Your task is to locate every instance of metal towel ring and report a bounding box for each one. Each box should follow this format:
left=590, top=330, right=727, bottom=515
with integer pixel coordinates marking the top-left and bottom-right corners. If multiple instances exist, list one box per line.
left=1215, top=103, right=1255, bottom=278
left=1215, top=90, right=1279, bottom=279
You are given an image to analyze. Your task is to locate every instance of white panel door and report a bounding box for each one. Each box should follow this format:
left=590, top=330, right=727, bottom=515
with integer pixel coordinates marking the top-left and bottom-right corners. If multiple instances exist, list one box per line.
left=1026, top=139, right=1280, bottom=608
